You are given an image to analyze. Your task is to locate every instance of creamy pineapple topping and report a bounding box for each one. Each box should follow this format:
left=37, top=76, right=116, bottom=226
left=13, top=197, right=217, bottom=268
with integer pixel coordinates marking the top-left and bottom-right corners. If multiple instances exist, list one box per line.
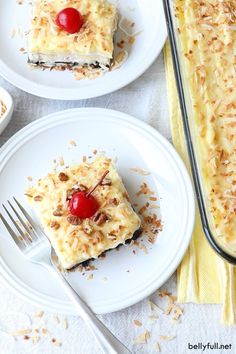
left=28, top=0, right=118, bottom=71
left=26, top=157, right=141, bottom=269
left=175, top=0, right=236, bottom=253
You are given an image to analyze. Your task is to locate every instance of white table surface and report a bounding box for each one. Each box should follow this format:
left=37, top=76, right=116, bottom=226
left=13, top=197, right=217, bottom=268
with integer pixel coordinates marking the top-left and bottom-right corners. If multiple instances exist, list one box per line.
left=0, top=54, right=235, bottom=354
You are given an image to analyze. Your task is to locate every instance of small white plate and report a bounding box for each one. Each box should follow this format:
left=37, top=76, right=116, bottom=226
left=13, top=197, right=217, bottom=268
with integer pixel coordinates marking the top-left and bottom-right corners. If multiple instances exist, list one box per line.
left=0, top=0, right=167, bottom=100
left=0, top=108, right=195, bottom=315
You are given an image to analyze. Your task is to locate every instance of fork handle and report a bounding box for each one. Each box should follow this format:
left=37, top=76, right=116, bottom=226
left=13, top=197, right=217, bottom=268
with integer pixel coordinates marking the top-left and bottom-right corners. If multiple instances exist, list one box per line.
left=47, top=265, right=131, bottom=354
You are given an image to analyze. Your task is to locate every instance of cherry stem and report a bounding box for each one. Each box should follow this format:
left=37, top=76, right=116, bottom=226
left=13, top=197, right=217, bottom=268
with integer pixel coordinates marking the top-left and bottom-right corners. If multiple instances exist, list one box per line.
left=86, top=170, right=109, bottom=197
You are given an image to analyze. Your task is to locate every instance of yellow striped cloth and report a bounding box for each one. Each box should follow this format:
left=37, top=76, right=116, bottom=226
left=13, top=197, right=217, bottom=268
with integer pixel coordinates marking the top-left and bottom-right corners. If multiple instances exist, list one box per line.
left=164, top=41, right=236, bottom=325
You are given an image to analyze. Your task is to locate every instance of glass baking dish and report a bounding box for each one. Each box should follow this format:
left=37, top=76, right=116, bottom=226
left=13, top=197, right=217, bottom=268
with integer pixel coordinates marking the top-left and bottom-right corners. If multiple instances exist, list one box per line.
left=162, top=0, right=236, bottom=264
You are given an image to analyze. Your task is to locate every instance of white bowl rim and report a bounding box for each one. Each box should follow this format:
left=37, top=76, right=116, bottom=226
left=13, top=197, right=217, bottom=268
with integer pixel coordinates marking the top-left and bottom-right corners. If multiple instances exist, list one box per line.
left=0, top=87, right=14, bottom=123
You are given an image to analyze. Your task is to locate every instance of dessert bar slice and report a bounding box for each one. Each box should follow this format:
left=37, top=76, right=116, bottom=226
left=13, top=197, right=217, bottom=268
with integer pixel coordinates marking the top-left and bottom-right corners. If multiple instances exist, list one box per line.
left=27, top=0, right=118, bottom=73
left=26, top=157, right=141, bottom=269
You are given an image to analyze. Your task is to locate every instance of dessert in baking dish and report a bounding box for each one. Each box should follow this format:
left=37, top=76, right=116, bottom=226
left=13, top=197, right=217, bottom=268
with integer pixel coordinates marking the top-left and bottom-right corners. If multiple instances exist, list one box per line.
left=26, top=157, right=141, bottom=269
left=27, top=0, right=118, bottom=74
left=175, top=0, right=236, bottom=252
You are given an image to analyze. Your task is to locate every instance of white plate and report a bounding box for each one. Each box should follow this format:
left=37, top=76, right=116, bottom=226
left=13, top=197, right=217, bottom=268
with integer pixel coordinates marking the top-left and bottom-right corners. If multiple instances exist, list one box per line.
left=0, top=108, right=195, bottom=315
left=0, top=0, right=167, bottom=100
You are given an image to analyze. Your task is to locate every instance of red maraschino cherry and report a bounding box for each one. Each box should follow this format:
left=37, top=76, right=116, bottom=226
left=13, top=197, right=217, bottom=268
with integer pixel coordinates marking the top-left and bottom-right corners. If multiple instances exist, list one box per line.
left=55, top=8, right=83, bottom=34
left=69, top=192, right=99, bottom=219
left=69, top=170, right=109, bottom=219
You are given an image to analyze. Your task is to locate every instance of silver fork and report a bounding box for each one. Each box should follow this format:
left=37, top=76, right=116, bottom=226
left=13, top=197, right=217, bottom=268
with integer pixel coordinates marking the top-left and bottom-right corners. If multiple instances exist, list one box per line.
left=0, top=198, right=131, bottom=354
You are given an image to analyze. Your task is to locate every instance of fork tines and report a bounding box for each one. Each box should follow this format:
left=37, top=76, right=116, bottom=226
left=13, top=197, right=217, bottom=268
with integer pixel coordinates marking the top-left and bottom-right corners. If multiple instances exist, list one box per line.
left=0, top=198, right=39, bottom=249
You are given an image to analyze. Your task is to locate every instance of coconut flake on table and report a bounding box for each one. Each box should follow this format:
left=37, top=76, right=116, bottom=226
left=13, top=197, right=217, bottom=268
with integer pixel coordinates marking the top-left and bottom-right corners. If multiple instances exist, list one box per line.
left=133, top=330, right=150, bottom=344
left=155, top=342, right=161, bottom=352
left=133, top=319, right=142, bottom=327
left=147, top=300, right=164, bottom=315
left=63, top=319, right=68, bottom=330
left=159, top=335, right=176, bottom=341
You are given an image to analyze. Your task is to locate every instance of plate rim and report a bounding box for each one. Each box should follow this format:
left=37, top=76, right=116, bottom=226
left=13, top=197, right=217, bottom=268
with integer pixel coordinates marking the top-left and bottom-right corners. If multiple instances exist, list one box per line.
left=0, top=108, right=195, bottom=314
left=0, top=0, right=167, bottom=100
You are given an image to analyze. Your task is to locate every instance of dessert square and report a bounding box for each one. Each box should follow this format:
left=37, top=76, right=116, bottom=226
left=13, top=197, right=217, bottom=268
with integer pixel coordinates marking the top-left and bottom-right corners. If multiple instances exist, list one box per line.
left=27, top=0, right=118, bottom=73
left=26, top=157, right=141, bottom=269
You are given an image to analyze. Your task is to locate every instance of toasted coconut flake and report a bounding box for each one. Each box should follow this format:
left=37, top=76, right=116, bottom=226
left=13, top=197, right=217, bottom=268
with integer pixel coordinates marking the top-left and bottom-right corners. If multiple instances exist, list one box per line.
left=128, top=36, right=136, bottom=45
left=53, top=315, right=60, bottom=324
left=159, top=335, right=176, bottom=341
left=149, top=204, right=160, bottom=209
left=141, top=213, right=162, bottom=244
left=34, top=310, right=44, bottom=318
left=136, top=182, right=163, bottom=244
left=41, top=328, right=48, bottom=335
left=10, top=28, right=17, bottom=38
left=19, top=47, right=26, bottom=53
left=69, top=140, right=77, bottom=147
left=172, top=306, right=183, bottom=321
left=133, top=320, right=142, bottom=327
left=87, top=274, right=94, bottom=280
left=158, top=290, right=172, bottom=297
left=159, top=291, right=180, bottom=317
left=59, top=157, right=65, bottom=166
left=139, top=243, right=148, bottom=254
left=149, top=197, right=157, bottom=201
left=83, top=264, right=97, bottom=272
left=166, top=297, right=175, bottom=315
left=136, top=183, right=155, bottom=197
left=158, top=291, right=183, bottom=319
left=10, top=328, right=32, bottom=337
left=134, top=330, right=150, bottom=344
left=138, top=204, right=148, bottom=215
left=155, top=342, right=161, bottom=352
left=63, top=319, right=68, bottom=330
left=111, top=50, right=128, bottom=70
left=34, top=195, right=43, bottom=202
left=74, top=67, right=102, bottom=80
left=130, top=168, right=150, bottom=176
left=148, top=315, right=159, bottom=321
left=32, top=336, right=40, bottom=344
left=147, top=300, right=164, bottom=315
